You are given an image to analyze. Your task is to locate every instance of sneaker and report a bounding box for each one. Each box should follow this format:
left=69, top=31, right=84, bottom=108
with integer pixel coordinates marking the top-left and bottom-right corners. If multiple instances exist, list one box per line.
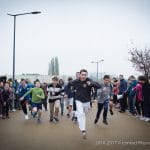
left=25, top=115, right=29, bottom=120
left=54, top=117, right=59, bottom=122
left=74, top=117, right=78, bottom=122
left=144, top=118, right=150, bottom=122
left=140, top=117, right=146, bottom=121
left=110, top=109, right=114, bottom=115
left=103, top=120, right=108, bottom=125
left=82, top=131, right=87, bottom=139
left=72, top=116, right=75, bottom=121
left=32, top=112, right=37, bottom=118
left=94, top=118, right=98, bottom=124
left=67, top=113, right=70, bottom=118
left=49, top=118, right=53, bottom=122
left=119, top=110, right=125, bottom=113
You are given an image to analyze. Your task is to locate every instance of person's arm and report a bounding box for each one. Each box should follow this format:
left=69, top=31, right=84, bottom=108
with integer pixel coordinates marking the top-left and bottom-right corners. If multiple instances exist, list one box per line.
left=20, top=88, right=32, bottom=100
left=123, top=81, right=127, bottom=92
left=0, top=91, right=4, bottom=103
left=37, top=89, right=45, bottom=99
left=87, top=80, right=101, bottom=89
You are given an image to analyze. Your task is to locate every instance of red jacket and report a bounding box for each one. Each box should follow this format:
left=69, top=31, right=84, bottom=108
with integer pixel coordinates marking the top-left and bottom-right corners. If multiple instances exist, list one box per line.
left=133, top=83, right=143, bottom=102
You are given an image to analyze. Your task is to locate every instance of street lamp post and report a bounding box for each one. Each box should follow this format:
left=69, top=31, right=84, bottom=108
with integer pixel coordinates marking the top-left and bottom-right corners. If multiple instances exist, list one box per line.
left=7, top=11, right=41, bottom=111
left=91, top=59, right=104, bottom=81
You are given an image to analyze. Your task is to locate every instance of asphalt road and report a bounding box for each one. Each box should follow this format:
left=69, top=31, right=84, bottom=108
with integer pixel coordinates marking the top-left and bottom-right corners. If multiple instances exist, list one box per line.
left=0, top=104, right=150, bottom=150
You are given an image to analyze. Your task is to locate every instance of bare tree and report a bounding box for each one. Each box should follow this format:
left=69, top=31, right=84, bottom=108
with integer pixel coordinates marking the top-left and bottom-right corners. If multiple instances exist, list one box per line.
left=129, top=47, right=150, bottom=78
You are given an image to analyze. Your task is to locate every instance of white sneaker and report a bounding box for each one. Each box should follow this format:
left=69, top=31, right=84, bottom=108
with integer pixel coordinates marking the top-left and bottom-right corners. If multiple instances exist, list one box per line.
left=82, top=131, right=87, bottom=139
left=140, top=117, right=145, bottom=121
left=25, top=115, right=29, bottom=120
left=144, top=118, right=150, bottom=122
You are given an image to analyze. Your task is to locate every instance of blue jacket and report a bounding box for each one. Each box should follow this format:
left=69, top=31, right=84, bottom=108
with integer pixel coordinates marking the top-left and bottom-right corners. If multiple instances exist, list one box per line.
left=127, top=80, right=137, bottom=97
left=64, top=82, right=74, bottom=98
left=119, top=79, right=127, bottom=94
left=17, top=84, right=31, bottom=100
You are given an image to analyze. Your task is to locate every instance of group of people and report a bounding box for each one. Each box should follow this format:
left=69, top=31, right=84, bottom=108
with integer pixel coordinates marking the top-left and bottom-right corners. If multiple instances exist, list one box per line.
left=0, top=69, right=150, bottom=139
left=112, top=75, right=150, bottom=122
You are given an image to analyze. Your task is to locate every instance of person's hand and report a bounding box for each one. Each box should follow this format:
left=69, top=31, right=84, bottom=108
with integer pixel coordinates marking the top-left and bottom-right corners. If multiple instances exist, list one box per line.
left=20, top=97, right=24, bottom=101
left=110, top=96, right=113, bottom=101
left=37, top=95, right=41, bottom=98
left=87, top=81, right=91, bottom=86
left=64, top=95, right=68, bottom=99
left=52, top=92, right=55, bottom=96
left=4, top=102, right=6, bottom=106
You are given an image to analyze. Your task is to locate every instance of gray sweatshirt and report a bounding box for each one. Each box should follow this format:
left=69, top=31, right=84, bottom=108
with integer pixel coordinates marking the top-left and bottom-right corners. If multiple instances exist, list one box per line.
left=97, top=83, right=113, bottom=103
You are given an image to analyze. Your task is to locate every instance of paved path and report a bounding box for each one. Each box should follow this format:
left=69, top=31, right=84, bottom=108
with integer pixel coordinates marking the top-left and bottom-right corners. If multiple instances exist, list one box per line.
left=0, top=105, right=150, bottom=150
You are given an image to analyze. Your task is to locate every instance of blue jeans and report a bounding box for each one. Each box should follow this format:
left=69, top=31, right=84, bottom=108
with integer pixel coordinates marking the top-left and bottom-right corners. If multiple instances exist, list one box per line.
left=96, top=99, right=109, bottom=120
left=128, top=95, right=136, bottom=114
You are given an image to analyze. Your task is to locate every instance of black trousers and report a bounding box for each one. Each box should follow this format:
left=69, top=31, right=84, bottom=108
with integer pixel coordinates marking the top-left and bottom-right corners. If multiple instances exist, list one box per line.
left=21, top=100, right=27, bottom=115
left=43, top=98, right=47, bottom=110
left=96, top=101, right=109, bottom=121
left=120, top=94, right=127, bottom=111
left=2, top=102, right=9, bottom=117
left=144, top=103, right=150, bottom=118
left=135, top=101, right=144, bottom=116
left=73, top=98, right=76, bottom=111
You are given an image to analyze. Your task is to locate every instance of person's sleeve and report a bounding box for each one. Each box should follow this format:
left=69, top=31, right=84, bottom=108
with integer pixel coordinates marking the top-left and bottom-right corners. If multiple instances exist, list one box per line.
left=0, top=91, right=4, bottom=103
left=41, top=89, right=45, bottom=99
left=91, top=81, right=101, bottom=89
left=23, top=88, right=32, bottom=98
left=124, top=81, right=127, bottom=92
left=110, top=84, right=113, bottom=97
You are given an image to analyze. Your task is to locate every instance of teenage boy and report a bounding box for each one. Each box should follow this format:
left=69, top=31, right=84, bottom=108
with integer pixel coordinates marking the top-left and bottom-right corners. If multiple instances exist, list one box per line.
left=20, top=81, right=45, bottom=123
left=94, top=75, right=113, bottom=125
left=17, top=79, right=30, bottom=119
left=1, top=82, right=12, bottom=119
left=71, top=69, right=100, bottom=139
left=47, top=76, right=63, bottom=122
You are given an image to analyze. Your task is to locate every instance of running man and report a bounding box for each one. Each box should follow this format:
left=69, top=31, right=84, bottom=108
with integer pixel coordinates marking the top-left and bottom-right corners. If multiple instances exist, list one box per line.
left=20, top=81, right=45, bottom=123
left=17, top=79, right=30, bottom=120
left=71, top=69, right=100, bottom=139
left=64, top=77, right=74, bottom=118
left=47, top=76, right=63, bottom=122
left=94, top=75, right=113, bottom=125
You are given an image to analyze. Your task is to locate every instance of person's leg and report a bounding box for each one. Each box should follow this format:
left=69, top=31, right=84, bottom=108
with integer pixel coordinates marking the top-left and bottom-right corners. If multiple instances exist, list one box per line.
left=132, top=96, right=136, bottom=115
left=109, top=100, right=114, bottom=115
left=60, top=98, right=64, bottom=115
left=37, top=103, right=42, bottom=123
left=2, top=103, right=6, bottom=119
left=128, top=96, right=133, bottom=113
left=43, top=98, right=48, bottom=111
left=76, top=100, right=85, bottom=130
left=0, top=102, right=2, bottom=117
left=144, top=103, right=150, bottom=121
left=135, top=101, right=140, bottom=116
left=94, top=103, right=103, bottom=124
left=141, top=101, right=144, bottom=117
left=76, top=100, right=87, bottom=139
left=69, top=98, right=73, bottom=113
left=54, top=100, right=60, bottom=121
left=49, top=102, right=54, bottom=121
left=103, top=100, right=109, bottom=124
left=6, top=102, right=9, bottom=118
left=67, top=98, right=73, bottom=118
left=21, top=100, right=28, bottom=115
left=72, top=98, right=77, bottom=121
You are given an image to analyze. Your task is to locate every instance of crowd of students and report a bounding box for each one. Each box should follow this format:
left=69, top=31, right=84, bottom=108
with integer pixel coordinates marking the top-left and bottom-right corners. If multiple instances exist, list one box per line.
left=0, top=70, right=150, bottom=139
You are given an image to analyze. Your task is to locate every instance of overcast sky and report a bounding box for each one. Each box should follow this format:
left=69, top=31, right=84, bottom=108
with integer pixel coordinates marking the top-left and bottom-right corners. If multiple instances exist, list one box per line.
left=0, top=0, right=150, bottom=78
